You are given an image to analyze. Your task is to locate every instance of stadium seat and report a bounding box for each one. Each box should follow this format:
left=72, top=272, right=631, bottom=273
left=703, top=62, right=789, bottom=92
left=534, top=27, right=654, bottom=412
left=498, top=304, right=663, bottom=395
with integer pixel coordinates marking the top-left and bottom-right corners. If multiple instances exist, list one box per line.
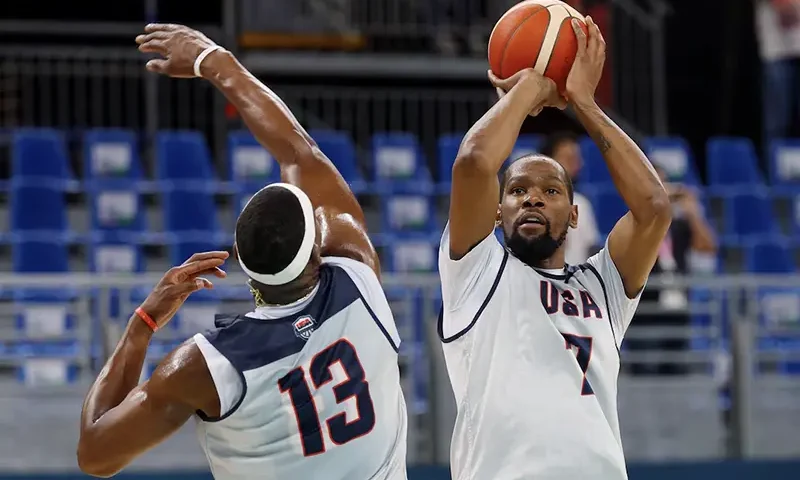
left=436, top=133, right=462, bottom=192
left=11, top=129, right=75, bottom=190
left=9, top=183, right=72, bottom=242
left=83, top=129, right=144, bottom=184
left=510, top=134, right=543, bottom=160
left=371, top=133, right=434, bottom=194
left=722, top=191, right=779, bottom=243
left=706, top=137, right=765, bottom=194
left=645, top=136, right=701, bottom=186
left=579, top=136, right=613, bottom=187
left=156, top=131, right=217, bottom=189
left=227, top=130, right=280, bottom=188
left=382, top=234, right=438, bottom=273
left=87, top=187, right=148, bottom=243
left=309, top=130, right=368, bottom=193
left=381, top=194, right=437, bottom=234
left=768, top=139, right=800, bottom=195
left=744, top=236, right=795, bottom=273
left=163, top=188, right=221, bottom=236
left=589, top=188, right=628, bottom=237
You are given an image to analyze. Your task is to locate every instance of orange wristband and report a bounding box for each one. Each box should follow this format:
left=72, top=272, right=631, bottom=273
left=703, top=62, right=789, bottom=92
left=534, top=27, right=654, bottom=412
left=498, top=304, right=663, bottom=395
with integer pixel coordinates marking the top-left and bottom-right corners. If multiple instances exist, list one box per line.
left=135, top=307, right=158, bottom=332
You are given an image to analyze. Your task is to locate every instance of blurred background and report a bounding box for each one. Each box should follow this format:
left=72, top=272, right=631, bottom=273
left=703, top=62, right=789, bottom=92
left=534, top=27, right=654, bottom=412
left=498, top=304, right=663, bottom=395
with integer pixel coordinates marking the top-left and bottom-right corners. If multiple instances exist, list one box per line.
left=0, top=0, right=799, bottom=479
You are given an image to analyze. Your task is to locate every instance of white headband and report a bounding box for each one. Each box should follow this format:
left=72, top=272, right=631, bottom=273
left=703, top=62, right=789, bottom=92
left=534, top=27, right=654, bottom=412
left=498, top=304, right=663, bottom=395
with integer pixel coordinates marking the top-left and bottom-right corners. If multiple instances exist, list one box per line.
left=236, top=183, right=316, bottom=286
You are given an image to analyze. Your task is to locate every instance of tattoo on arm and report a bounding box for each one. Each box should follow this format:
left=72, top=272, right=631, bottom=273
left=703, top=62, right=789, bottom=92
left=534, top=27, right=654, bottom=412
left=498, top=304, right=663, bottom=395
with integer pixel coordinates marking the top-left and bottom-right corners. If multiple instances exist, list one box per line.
left=597, top=135, right=611, bottom=153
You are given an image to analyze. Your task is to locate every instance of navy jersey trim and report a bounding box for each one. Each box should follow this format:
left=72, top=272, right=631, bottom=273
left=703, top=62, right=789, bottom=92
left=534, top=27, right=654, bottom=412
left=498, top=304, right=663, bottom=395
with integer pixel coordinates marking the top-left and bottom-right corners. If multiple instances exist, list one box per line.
left=580, top=262, right=621, bottom=355
left=438, top=250, right=509, bottom=343
left=359, top=291, right=399, bottom=353
left=202, top=264, right=364, bottom=373
left=196, top=367, right=248, bottom=423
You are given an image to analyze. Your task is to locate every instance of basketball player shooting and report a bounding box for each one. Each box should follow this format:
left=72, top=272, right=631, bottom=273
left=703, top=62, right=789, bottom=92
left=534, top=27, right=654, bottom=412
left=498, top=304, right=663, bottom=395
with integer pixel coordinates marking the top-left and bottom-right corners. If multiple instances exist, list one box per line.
left=77, top=24, right=408, bottom=479
left=439, top=17, right=671, bottom=480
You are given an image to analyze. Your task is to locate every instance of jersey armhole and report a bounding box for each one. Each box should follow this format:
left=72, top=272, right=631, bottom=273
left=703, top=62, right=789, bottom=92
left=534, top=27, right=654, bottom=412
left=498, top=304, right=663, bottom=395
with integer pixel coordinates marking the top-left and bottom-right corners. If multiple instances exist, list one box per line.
left=193, top=333, right=248, bottom=422
left=437, top=249, right=509, bottom=343
left=322, top=256, right=401, bottom=352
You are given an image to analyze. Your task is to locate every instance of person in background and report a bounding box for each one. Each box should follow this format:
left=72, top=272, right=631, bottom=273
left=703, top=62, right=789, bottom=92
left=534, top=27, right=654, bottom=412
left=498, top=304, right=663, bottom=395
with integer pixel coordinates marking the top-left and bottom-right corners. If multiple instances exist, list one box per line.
left=541, top=131, right=600, bottom=265
left=755, top=0, right=800, bottom=149
left=626, top=165, right=718, bottom=376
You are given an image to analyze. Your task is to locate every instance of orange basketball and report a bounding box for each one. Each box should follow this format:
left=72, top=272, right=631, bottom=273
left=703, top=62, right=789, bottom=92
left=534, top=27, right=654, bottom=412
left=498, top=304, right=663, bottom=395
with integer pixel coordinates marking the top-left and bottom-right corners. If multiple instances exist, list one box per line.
left=488, top=0, right=588, bottom=93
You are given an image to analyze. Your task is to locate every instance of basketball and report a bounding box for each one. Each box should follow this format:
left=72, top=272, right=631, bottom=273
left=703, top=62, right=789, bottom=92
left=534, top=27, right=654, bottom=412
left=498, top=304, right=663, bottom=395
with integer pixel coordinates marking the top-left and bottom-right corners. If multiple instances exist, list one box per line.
left=488, top=0, right=588, bottom=92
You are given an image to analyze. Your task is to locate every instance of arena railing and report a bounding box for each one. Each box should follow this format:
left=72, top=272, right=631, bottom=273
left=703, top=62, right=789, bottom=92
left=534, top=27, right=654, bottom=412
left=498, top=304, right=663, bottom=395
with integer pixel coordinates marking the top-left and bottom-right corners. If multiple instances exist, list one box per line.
left=0, top=272, right=798, bottom=469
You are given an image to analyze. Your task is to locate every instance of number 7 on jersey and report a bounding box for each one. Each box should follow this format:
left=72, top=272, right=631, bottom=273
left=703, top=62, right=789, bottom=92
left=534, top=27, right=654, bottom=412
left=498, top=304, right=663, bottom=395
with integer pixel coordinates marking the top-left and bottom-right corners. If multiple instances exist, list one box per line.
left=278, top=339, right=376, bottom=456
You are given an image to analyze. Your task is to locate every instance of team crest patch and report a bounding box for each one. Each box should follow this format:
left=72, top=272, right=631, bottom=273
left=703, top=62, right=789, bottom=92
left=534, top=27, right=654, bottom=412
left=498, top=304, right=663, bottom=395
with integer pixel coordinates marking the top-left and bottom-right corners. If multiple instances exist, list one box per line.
left=293, top=315, right=316, bottom=341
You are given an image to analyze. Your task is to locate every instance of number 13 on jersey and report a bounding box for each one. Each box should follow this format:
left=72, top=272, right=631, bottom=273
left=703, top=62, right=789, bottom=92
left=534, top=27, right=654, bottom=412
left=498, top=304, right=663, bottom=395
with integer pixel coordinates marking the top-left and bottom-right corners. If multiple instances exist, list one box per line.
left=278, top=339, right=376, bottom=456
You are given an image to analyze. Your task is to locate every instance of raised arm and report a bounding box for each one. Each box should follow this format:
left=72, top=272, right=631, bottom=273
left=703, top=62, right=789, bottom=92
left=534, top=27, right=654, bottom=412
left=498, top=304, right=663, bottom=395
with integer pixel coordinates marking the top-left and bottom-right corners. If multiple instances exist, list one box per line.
left=136, top=24, right=379, bottom=275
left=566, top=17, right=671, bottom=297
left=78, top=253, right=228, bottom=477
left=448, top=71, right=564, bottom=259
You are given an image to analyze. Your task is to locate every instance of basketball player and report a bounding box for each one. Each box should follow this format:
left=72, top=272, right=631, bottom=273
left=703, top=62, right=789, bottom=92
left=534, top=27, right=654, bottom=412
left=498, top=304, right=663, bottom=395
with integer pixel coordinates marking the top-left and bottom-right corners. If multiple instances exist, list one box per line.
left=439, top=17, right=671, bottom=480
left=77, top=24, right=407, bottom=479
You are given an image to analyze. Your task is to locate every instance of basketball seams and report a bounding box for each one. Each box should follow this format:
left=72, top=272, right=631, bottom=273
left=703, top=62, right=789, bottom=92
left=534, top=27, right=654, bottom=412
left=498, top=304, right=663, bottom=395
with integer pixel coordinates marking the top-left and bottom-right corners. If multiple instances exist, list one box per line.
left=534, top=5, right=573, bottom=75
left=498, top=8, right=550, bottom=79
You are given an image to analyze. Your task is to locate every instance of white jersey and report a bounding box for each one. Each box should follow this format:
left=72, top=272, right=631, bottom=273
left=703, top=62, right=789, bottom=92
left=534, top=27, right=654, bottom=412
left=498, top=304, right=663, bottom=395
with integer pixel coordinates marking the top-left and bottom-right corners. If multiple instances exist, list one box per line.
left=438, top=224, right=641, bottom=480
left=193, top=257, right=407, bottom=480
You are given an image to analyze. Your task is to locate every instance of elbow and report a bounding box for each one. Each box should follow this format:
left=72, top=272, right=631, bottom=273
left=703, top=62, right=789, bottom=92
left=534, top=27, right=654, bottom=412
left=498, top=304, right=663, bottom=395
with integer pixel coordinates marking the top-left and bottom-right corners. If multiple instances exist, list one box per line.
left=648, top=190, right=673, bottom=228
left=77, top=441, right=119, bottom=478
left=452, top=148, right=494, bottom=179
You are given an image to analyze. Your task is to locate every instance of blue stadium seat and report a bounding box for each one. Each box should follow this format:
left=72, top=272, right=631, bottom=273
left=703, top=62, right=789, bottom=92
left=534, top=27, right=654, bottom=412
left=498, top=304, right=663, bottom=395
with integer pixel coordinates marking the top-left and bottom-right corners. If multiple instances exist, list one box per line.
left=645, top=136, right=701, bottom=186
left=87, top=187, right=148, bottom=243
left=382, top=234, right=438, bottom=273
left=589, top=188, right=628, bottom=237
left=83, top=129, right=143, bottom=184
left=371, top=133, right=433, bottom=194
left=227, top=130, right=280, bottom=188
left=768, top=139, right=800, bottom=195
left=12, top=129, right=75, bottom=190
left=13, top=342, right=82, bottom=386
left=579, top=136, right=613, bottom=187
left=381, top=194, right=437, bottom=234
left=436, top=133, right=462, bottom=193
left=9, top=183, right=71, bottom=242
left=706, top=137, right=765, bottom=194
left=510, top=134, right=543, bottom=160
left=163, top=188, right=221, bottom=236
left=744, top=236, right=795, bottom=273
left=722, top=191, right=779, bottom=244
left=156, top=131, right=217, bottom=189
left=309, top=130, right=368, bottom=194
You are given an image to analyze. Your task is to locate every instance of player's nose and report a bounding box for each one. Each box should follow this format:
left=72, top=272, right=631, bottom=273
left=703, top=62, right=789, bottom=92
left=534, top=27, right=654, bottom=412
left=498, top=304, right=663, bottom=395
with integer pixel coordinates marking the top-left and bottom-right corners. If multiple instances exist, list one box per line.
left=522, top=194, right=545, bottom=208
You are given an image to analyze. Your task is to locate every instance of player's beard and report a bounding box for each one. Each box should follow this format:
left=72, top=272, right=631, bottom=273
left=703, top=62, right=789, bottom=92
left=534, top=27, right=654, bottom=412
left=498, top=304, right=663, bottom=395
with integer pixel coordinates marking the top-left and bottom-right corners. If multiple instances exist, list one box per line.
left=504, top=218, right=568, bottom=267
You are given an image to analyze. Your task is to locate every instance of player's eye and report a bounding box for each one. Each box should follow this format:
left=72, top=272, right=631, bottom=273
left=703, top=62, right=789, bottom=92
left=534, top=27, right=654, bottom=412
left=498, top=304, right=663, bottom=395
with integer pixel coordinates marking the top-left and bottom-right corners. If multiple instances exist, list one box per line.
left=511, top=187, right=526, bottom=195
left=546, top=188, right=559, bottom=195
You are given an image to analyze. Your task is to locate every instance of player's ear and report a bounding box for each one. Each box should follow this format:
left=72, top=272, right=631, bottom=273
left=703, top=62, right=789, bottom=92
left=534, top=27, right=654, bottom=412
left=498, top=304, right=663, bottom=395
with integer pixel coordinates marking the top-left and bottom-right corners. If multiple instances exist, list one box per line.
left=569, top=204, right=579, bottom=229
left=495, top=205, right=502, bottom=228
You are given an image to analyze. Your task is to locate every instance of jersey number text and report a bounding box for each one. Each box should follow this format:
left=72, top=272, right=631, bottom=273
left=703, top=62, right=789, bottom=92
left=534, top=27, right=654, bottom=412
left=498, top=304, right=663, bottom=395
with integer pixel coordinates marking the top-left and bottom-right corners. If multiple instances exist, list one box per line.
left=278, top=339, right=376, bottom=456
left=562, top=333, right=594, bottom=396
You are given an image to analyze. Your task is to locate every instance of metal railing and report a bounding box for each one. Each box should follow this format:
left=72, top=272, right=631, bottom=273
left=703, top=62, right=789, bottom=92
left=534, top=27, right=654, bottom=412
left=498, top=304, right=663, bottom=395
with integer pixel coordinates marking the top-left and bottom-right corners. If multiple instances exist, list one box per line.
left=0, top=272, right=799, bottom=469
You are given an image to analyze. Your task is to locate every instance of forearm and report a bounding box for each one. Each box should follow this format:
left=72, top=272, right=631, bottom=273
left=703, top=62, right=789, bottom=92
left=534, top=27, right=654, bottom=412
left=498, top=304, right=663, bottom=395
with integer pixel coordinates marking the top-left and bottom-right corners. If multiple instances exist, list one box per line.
left=573, top=99, right=669, bottom=220
left=457, top=76, right=547, bottom=173
left=201, top=51, right=315, bottom=165
left=80, top=316, right=151, bottom=443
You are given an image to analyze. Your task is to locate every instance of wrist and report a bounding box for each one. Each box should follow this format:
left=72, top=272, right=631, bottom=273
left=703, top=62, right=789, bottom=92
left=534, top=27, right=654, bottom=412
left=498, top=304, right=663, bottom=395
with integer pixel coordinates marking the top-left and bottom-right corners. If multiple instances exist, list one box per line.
left=570, top=95, right=600, bottom=113
left=199, top=48, right=234, bottom=81
left=127, top=312, right=155, bottom=345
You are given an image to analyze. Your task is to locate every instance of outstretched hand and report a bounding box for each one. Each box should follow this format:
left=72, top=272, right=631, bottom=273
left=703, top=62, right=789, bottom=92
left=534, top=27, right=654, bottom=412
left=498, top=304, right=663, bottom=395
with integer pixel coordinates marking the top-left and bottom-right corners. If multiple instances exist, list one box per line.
left=136, top=23, right=222, bottom=78
left=565, top=16, right=606, bottom=106
left=488, top=69, right=566, bottom=116
left=139, top=251, right=229, bottom=329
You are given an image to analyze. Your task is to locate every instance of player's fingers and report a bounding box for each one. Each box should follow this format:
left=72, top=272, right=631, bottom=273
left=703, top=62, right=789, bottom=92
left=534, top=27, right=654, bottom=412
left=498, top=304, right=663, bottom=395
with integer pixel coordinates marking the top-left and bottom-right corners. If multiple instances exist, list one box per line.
left=136, top=31, right=170, bottom=45
left=178, top=258, right=227, bottom=278
left=487, top=69, right=504, bottom=89
left=496, top=87, right=506, bottom=101
left=183, top=251, right=230, bottom=265
left=145, top=59, right=169, bottom=74
left=138, top=41, right=166, bottom=54
left=571, top=19, right=587, bottom=56
left=176, top=277, right=214, bottom=295
left=191, top=266, right=228, bottom=279
left=144, top=23, right=178, bottom=33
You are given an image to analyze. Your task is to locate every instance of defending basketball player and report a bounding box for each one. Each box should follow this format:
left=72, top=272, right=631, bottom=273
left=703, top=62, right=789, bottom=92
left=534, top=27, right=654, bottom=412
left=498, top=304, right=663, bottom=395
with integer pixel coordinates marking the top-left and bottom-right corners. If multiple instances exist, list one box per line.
left=77, top=24, right=408, bottom=479
left=439, top=17, right=670, bottom=480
